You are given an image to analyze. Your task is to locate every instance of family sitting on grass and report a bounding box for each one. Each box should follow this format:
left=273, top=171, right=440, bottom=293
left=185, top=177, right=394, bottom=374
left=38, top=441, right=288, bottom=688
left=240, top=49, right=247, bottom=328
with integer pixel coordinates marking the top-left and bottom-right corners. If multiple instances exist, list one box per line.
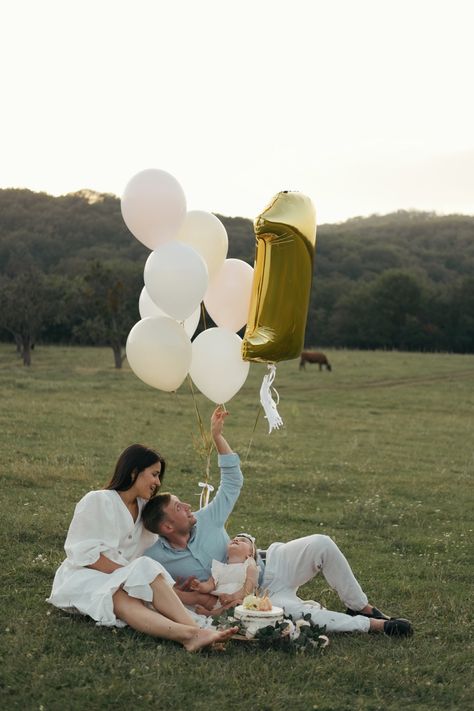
left=48, top=407, right=413, bottom=650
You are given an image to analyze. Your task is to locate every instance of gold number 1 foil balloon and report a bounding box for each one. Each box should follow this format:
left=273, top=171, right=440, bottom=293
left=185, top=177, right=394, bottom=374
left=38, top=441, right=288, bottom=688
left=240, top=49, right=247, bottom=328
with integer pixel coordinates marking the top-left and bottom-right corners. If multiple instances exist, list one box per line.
left=242, top=191, right=317, bottom=363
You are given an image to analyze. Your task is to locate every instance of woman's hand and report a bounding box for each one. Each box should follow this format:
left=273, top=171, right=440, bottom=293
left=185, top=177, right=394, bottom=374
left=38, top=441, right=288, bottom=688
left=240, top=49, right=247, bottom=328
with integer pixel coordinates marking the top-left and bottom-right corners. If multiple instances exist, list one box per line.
left=86, top=554, right=123, bottom=574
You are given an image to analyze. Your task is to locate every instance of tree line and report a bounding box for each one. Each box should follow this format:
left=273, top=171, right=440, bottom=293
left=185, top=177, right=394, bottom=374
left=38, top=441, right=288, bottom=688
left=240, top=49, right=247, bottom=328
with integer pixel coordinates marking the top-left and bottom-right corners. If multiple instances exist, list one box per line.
left=0, top=188, right=473, bottom=366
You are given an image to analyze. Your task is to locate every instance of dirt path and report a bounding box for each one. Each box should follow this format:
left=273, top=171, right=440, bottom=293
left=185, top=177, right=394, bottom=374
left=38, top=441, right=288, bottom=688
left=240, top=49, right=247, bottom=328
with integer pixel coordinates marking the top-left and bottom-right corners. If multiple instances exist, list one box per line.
left=288, top=368, right=474, bottom=392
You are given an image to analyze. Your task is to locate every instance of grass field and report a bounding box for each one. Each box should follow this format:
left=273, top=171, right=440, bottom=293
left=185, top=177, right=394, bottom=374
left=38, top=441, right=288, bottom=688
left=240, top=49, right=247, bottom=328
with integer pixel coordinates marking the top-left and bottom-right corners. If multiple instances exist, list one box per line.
left=0, top=344, right=473, bottom=711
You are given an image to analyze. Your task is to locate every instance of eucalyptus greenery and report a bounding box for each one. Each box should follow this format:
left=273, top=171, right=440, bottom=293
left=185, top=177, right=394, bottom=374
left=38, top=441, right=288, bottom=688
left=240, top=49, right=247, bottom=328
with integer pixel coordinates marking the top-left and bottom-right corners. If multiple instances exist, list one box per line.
left=212, top=611, right=328, bottom=654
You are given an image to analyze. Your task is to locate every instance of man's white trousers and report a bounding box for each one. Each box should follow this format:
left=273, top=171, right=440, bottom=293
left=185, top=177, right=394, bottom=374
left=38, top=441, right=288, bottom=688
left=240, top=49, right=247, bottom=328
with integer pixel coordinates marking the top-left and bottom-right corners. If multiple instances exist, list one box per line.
left=262, top=534, right=371, bottom=633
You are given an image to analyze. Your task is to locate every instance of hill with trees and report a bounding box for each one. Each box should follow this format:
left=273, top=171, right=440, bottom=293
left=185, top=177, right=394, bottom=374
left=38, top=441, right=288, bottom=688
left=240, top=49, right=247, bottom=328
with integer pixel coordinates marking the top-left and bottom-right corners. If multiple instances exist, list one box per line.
left=0, top=188, right=473, bottom=364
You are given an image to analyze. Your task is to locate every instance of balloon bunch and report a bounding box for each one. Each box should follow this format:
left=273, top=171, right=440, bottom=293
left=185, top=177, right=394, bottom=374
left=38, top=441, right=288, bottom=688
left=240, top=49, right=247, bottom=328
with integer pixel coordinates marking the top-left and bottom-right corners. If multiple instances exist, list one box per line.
left=122, top=171, right=317, bottom=445
left=122, top=168, right=254, bottom=405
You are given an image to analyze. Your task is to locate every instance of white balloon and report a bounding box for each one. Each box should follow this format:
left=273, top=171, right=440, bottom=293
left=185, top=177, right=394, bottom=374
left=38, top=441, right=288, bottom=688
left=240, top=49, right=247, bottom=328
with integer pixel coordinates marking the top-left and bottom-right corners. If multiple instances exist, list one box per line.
left=176, top=210, right=228, bottom=280
left=189, top=327, right=250, bottom=404
left=126, top=317, right=192, bottom=392
left=204, top=259, right=254, bottom=332
left=138, top=287, right=201, bottom=338
left=144, top=242, right=208, bottom=321
left=121, top=169, right=187, bottom=250
left=138, top=286, right=164, bottom=320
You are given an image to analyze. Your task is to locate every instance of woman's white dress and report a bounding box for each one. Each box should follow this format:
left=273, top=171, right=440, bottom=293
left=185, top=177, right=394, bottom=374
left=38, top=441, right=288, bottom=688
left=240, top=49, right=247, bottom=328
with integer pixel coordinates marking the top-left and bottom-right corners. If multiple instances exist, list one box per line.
left=47, top=489, right=174, bottom=627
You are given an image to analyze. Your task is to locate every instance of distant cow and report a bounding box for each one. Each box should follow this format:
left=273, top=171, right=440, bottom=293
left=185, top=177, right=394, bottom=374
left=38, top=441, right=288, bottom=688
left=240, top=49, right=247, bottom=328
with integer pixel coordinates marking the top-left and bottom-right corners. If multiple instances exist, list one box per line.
left=299, top=350, right=332, bottom=371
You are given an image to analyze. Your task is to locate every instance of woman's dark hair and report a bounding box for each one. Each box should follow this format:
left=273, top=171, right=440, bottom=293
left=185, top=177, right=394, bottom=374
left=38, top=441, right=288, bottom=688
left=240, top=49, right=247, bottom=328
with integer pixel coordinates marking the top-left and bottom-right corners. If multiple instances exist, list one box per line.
left=105, top=444, right=165, bottom=493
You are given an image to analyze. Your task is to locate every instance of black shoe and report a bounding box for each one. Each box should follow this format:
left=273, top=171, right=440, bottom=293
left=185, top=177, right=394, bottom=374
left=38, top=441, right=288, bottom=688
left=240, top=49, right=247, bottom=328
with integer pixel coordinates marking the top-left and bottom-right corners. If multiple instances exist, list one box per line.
left=383, top=618, right=413, bottom=637
left=346, top=606, right=390, bottom=620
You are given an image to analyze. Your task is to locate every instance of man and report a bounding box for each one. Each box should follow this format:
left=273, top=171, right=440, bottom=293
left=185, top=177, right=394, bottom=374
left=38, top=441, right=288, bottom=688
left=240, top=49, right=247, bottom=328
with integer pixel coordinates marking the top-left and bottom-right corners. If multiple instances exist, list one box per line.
left=143, top=407, right=412, bottom=636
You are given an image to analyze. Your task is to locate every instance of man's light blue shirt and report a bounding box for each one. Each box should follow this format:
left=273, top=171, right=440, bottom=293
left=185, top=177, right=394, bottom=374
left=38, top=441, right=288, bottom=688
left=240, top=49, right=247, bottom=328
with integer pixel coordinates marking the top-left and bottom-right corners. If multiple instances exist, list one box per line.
left=144, top=453, right=243, bottom=582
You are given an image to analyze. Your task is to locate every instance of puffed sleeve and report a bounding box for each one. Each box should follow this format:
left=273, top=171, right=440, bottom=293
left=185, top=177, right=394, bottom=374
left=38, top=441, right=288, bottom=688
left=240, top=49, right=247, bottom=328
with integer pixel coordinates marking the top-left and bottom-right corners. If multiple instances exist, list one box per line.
left=64, top=491, right=126, bottom=567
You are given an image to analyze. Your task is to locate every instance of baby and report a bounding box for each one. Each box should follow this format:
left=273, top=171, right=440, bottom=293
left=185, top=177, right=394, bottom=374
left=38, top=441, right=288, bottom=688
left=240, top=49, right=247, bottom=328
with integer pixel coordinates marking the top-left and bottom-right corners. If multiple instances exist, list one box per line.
left=191, top=533, right=259, bottom=616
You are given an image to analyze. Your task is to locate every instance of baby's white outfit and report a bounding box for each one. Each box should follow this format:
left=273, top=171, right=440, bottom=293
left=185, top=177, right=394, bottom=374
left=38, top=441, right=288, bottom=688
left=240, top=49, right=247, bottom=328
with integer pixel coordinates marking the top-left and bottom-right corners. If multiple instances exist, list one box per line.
left=210, top=558, right=253, bottom=596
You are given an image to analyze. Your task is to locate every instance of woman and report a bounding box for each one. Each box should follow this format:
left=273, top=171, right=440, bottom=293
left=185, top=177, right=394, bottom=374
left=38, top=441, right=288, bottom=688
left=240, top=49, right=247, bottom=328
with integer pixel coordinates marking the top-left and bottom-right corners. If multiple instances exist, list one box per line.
left=47, top=441, right=236, bottom=651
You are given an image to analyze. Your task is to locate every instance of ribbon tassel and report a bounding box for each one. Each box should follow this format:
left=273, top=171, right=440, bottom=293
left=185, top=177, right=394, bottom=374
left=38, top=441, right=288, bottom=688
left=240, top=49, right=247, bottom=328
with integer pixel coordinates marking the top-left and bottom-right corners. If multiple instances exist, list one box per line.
left=259, top=364, right=284, bottom=434
left=198, top=481, right=215, bottom=508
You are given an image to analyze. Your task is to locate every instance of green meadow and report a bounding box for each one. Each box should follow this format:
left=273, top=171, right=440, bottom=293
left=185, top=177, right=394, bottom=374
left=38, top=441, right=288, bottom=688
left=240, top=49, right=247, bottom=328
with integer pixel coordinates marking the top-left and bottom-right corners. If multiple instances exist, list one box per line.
left=0, top=344, right=472, bottom=711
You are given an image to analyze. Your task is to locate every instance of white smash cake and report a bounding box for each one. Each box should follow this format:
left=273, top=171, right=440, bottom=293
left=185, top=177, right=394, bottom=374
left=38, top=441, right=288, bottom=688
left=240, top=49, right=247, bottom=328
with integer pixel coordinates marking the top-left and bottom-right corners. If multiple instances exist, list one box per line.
left=234, top=594, right=284, bottom=635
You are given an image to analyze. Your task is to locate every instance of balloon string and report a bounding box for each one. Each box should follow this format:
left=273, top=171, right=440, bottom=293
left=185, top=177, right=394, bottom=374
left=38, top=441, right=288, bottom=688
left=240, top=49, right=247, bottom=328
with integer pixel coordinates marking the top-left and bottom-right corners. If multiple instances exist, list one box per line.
left=244, top=405, right=261, bottom=463
left=187, top=375, right=215, bottom=508
left=187, top=375, right=207, bottom=444
left=200, top=302, right=207, bottom=331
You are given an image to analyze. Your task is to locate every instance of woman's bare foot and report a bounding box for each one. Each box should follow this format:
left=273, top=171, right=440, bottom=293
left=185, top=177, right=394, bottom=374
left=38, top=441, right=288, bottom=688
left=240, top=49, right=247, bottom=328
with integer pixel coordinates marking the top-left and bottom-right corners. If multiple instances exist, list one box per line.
left=195, top=604, right=215, bottom=616
left=183, top=625, right=239, bottom=652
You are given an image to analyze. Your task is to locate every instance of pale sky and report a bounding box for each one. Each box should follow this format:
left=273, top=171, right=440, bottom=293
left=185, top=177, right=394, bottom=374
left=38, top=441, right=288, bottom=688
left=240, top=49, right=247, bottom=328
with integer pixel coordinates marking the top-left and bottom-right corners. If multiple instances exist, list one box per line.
left=1, top=0, right=473, bottom=224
